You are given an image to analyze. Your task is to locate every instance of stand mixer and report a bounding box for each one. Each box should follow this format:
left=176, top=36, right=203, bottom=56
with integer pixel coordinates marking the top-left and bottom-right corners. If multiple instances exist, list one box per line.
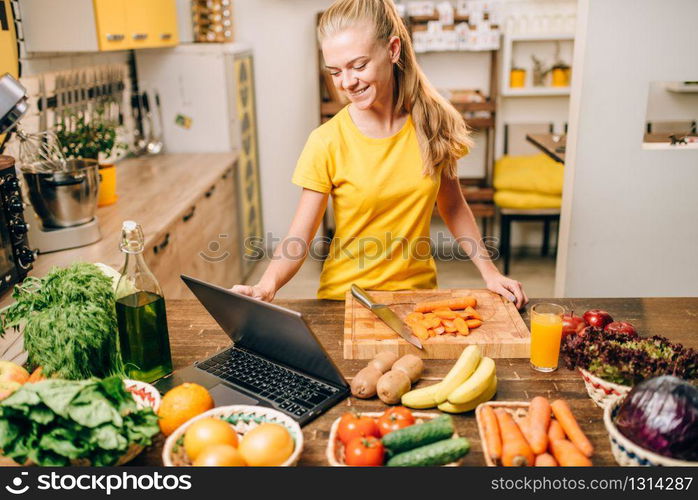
left=1, top=73, right=101, bottom=254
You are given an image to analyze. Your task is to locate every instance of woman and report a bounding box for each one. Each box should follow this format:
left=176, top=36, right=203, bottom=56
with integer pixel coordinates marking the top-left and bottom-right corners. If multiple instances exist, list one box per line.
left=233, top=0, right=528, bottom=308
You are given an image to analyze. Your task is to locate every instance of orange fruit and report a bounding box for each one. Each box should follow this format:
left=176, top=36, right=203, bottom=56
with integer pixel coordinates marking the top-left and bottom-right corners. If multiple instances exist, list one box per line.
left=184, top=417, right=239, bottom=461
left=158, top=383, right=214, bottom=436
left=193, top=444, right=247, bottom=467
left=239, top=423, right=294, bottom=466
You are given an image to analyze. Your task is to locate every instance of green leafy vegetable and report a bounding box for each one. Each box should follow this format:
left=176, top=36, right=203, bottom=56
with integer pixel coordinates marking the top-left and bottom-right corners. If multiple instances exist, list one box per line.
left=0, top=377, right=160, bottom=466
left=1, top=262, right=123, bottom=379
left=562, top=329, right=698, bottom=386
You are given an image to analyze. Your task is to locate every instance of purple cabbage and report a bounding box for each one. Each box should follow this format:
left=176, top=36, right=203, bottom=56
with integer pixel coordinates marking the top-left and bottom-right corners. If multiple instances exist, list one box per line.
left=615, top=376, right=698, bottom=461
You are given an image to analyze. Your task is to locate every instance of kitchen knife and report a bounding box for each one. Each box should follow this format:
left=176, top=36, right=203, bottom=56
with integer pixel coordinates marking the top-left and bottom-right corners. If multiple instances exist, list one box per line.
left=351, top=284, right=423, bottom=349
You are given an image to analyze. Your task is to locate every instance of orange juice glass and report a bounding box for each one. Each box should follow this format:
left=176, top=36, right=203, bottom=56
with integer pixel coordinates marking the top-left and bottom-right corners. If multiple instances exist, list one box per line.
left=530, top=303, right=565, bottom=372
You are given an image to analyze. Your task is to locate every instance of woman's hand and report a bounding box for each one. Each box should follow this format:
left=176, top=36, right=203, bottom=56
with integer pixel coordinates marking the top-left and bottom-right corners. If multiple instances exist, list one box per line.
left=483, top=271, right=529, bottom=310
left=230, top=283, right=275, bottom=302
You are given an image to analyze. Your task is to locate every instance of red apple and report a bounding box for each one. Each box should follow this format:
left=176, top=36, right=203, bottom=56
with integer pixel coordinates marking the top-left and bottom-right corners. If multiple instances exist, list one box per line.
left=583, top=309, right=614, bottom=329
left=562, top=313, right=585, bottom=338
left=0, top=381, right=21, bottom=401
left=604, top=321, right=638, bottom=338
left=0, top=361, right=29, bottom=384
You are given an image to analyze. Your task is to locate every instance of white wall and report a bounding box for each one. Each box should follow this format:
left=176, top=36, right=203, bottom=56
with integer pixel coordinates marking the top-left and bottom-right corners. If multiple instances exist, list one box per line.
left=555, top=0, right=698, bottom=297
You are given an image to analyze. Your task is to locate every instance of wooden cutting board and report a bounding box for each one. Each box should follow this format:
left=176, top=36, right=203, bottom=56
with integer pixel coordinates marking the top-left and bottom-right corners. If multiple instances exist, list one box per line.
left=343, top=289, right=530, bottom=359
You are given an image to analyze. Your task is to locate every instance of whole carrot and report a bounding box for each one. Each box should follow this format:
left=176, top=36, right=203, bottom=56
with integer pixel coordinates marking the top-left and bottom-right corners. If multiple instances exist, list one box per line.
left=414, top=296, right=477, bottom=313
left=551, top=399, right=594, bottom=458
left=480, top=405, right=502, bottom=462
left=528, top=396, right=551, bottom=454
left=495, top=409, right=534, bottom=466
left=548, top=419, right=566, bottom=442
left=550, top=439, right=592, bottom=466
left=534, top=453, right=558, bottom=466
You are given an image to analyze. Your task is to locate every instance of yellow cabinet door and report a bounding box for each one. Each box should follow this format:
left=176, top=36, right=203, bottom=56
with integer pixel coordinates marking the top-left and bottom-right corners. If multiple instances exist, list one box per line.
left=152, top=0, right=178, bottom=47
left=125, top=0, right=153, bottom=48
left=93, top=0, right=129, bottom=51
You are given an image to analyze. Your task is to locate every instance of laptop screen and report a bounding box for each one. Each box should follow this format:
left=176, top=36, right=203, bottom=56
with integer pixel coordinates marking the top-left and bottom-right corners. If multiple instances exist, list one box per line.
left=181, top=275, right=347, bottom=388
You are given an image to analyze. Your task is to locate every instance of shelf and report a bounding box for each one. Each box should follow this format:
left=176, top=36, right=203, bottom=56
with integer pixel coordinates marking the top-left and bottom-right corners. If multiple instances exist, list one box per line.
left=505, top=33, right=575, bottom=42
left=501, top=87, right=571, bottom=97
left=665, top=82, right=698, bottom=93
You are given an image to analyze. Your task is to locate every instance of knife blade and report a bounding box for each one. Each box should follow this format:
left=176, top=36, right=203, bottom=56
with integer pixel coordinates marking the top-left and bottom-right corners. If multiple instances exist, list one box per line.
left=351, top=284, right=423, bottom=350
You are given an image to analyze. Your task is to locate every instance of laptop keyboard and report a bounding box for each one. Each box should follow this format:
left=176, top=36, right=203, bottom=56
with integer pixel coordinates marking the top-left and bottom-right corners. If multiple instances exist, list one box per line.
left=197, top=348, right=340, bottom=418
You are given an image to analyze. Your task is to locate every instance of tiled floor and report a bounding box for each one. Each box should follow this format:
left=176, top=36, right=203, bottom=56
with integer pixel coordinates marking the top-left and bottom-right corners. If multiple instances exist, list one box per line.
left=245, top=253, right=556, bottom=300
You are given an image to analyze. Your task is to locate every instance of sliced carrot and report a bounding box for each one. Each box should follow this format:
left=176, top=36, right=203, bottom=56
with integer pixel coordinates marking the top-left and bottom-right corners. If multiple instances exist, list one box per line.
left=464, top=306, right=482, bottom=320
left=434, top=310, right=458, bottom=320
left=442, top=319, right=457, bottom=333
left=414, top=296, right=477, bottom=313
left=550, top=439, right=592, bottom=466
left=481, top=406, right=502, bottom=462
left=423, top=317, right=441, bottom=329
left=550, top=400, right=594, bottom=458
left=495, top=409, right=535, bottom=466
left=453, top=317, right=469, bottom=336
left=412, top=324, right=429, bottom=341
left=428, top=328, right=437, bottom=338
left=405, top=312, right=424, bottom=325
left=528, top=396, right=551, bottom=455
left=548, top=419, right=566, bottom=442
left=433, top=325, right=445, bottom=335
left=466, top=319, right=483, bottom=329
left=534, top=453, right=558, bottom=466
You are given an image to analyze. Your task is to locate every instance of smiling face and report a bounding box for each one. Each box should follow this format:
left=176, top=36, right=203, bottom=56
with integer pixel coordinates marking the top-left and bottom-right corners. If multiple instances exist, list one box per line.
left=322, top=23, right=400, bottom=111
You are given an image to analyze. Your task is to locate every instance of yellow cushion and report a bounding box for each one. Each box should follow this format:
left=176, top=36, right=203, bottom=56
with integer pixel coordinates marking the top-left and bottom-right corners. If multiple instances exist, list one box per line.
left=493, top=153, right=563, bottom=196
left=494, top=190, right=562, bottom=209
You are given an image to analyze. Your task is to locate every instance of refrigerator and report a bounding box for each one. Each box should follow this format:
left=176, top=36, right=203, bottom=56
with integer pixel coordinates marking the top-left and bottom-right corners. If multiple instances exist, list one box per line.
left=136, top=43, right=263, bottom=279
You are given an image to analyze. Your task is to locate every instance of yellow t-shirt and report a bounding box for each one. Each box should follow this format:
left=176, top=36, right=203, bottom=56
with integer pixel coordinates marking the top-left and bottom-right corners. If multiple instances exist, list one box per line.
left=292, top=106, right=441, bottom=300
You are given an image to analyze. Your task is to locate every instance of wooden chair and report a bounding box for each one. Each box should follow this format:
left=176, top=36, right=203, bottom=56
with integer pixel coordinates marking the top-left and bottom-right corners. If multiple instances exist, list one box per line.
left=497, top=123, right=561, bottom=275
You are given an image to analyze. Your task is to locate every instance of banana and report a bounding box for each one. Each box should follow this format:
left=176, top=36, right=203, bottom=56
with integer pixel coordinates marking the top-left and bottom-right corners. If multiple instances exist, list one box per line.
left=438, top=376, right=497, bottom=414
left=447, top=357, right=496, bottom=404
left=401, top=382, right=442, bottom=409
left=434, top=345, right=481, bottom=404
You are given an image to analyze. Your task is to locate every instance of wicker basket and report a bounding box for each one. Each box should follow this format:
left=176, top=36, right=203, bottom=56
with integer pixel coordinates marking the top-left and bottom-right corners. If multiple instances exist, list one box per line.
left=162, top=405, right=303, bottom=466
left=0, top=379, right=160, bottom=467
left=603, top=397, right=698, bottom=467
left=326, top=411, right=461, bottom=466
left=579, top=368, right=630, bottom=409
left=475, top=401, right=532, bottom=466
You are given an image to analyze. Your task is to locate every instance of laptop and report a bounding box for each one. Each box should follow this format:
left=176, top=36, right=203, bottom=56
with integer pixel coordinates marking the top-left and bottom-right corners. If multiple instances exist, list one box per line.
left=154, top=275, right=350, bottom=426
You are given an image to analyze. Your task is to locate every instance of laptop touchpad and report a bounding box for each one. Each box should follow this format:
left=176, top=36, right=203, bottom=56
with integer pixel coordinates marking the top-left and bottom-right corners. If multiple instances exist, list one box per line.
left=209, top=384, right=260, bottom=406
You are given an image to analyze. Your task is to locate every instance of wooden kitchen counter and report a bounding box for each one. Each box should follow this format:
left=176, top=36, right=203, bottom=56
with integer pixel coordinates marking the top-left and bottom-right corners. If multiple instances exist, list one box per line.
left=26, top=152, right=239, bottom=276
left=133, top=297, right=698, bottom=467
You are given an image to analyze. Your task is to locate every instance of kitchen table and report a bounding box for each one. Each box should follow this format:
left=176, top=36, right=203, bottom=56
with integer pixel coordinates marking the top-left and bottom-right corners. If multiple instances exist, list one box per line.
left=133, top=297, right=698, bottom=467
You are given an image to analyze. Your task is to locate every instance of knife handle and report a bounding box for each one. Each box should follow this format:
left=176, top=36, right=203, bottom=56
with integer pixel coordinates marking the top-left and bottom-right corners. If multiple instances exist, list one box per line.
left=351, top=284, right=376, bottom=310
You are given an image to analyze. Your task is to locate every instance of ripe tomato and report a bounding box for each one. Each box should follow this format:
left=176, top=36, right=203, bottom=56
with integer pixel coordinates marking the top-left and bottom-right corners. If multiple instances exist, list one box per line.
left=344, top=436, right=384, bottom=466
left=337, top=413, right=380, bottom=445
left=377, top=406, right=415, bottom=436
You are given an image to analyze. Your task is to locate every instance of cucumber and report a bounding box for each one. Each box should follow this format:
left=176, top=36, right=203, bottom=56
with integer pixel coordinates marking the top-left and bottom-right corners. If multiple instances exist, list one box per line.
left=382, top=415, right=454, bottom=453
left=387, top=438, right=470, bottom=467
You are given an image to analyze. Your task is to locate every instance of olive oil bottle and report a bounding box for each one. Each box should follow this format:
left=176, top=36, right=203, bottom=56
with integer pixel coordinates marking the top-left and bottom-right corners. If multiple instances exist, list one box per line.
left=115, top=221, right=172, bottom=383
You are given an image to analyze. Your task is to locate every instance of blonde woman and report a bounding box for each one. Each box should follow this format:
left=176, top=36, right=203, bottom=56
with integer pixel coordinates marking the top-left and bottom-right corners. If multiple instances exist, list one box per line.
left=233, top=0, right=528, bottom=308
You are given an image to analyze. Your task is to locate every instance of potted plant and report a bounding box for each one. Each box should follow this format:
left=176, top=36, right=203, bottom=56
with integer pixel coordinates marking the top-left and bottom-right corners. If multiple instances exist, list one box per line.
left=560, top=329, right=698, bottom=409
left=55, top=111, right=126, bottom=207
left=509, top=64, right=526, bottom=88
left=550, top=61, right=571, bottom=87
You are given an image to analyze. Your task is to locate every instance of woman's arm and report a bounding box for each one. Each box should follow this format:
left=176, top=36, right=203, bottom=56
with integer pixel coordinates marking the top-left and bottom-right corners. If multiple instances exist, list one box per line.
left=232, top=188, right=329, bottom=302
left=436, top=171, right=528, bottom=309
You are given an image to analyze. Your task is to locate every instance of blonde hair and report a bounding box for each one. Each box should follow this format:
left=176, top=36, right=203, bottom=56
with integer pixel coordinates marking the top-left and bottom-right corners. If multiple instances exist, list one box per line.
left=318, top=0, right=472, bottom=178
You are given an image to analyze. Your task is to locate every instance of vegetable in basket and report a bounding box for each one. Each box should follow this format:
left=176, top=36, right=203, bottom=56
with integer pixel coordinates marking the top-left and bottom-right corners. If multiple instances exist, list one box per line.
left=561, top=329, right=698, bottom=386
left=614, top=376, right=698, bottom=462
left=0, top=377, right=159, bottom=466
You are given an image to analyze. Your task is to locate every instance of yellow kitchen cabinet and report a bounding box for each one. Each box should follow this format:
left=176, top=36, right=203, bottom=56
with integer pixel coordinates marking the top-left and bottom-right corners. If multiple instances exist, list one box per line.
left=19, top=0, right=178, bottom=52
left=93, top=0, right=129, bottom=51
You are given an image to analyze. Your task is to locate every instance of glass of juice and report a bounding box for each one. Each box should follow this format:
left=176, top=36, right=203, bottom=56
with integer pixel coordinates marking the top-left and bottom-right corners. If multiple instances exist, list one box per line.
left=529, top=303, right=565, bottom=372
